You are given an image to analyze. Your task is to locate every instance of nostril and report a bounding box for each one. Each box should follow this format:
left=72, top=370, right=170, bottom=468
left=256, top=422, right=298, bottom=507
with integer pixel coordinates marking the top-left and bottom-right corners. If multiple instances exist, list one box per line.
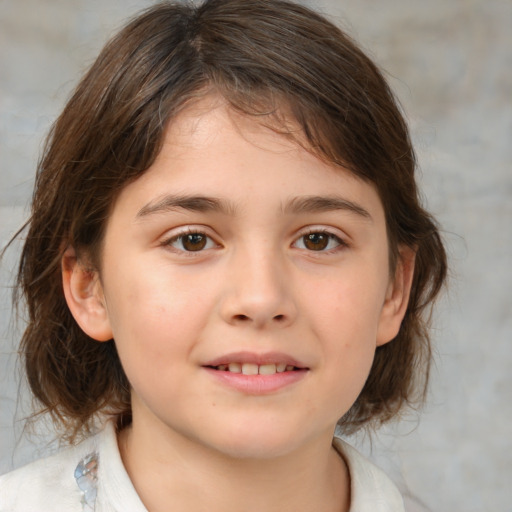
left=229, top=313, right=288, bottom=324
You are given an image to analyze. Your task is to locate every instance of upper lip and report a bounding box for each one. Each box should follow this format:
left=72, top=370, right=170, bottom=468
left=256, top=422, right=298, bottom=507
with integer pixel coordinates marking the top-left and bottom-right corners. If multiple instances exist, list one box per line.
left=202, top=351, right=308, bottom=369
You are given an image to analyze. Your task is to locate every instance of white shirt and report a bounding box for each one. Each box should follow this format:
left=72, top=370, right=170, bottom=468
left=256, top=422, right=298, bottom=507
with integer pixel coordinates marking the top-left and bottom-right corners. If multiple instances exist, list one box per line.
left=0, top=422, right=404, bottom=511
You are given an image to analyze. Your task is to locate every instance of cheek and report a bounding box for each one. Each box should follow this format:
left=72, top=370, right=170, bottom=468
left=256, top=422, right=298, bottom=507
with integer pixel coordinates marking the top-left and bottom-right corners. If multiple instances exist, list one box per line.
left=313, top=273, right=387, bottom=339
left=106, top=257, right=211, bottom=323
left=102, top=267, right=214, bottom=369
left=306, top=270, right=386, bottom=397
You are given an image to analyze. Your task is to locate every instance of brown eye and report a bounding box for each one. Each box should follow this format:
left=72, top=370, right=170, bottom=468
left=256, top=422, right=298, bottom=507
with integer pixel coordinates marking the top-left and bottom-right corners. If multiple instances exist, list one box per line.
left=303, top=233, right=329, bottom=251
left=181, top=233, right=207, bottom=251
left=166, top=231, right=216, bottom=252
left=294, top=231, right=344, bottom=252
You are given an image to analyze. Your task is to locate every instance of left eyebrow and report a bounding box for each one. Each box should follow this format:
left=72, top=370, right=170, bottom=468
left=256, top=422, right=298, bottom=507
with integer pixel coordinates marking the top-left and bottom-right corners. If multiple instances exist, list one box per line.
left=283, top=195, right=373, bottom=221
left=136, top=194, right=237, bottom=218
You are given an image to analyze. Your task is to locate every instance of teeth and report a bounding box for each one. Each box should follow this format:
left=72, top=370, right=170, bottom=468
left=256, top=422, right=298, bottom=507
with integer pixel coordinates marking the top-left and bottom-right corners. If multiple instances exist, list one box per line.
left=228, top=362, right=241, bottom=373
left=216, top=363, right=296, bottom=374
left=259, top=364, right=277, bottom=375
left=241, top=363, right=259, bottom=375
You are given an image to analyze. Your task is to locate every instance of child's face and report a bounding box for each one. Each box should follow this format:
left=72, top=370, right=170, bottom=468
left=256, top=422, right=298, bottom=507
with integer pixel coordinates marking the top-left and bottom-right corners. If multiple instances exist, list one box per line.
left=69, top=97, right=411, bottom=458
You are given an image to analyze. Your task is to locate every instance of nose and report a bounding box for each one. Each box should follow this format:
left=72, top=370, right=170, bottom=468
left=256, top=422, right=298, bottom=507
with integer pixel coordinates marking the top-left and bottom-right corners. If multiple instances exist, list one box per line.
left=219, top=246, right=297, bottom=329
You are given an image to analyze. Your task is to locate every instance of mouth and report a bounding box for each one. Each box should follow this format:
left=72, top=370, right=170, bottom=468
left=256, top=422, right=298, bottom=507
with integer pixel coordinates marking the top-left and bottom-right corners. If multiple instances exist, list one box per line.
left=202, top=352, right=309, bottom=393
left=207, top=362, right=301, bottom=375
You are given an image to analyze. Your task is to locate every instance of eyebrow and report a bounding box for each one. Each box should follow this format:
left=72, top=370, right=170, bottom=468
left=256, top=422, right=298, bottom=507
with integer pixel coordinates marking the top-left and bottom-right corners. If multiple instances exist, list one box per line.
left=136, top=194, right=236, bottom=218
left=136, top=194, right=372, bottom=221
left=284, top=195, right=372, bottom=220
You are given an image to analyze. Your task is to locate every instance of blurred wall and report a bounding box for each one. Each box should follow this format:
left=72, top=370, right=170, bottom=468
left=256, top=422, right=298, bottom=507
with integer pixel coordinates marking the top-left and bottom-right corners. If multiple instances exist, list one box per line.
left=1, top=1, right=511, bottom=511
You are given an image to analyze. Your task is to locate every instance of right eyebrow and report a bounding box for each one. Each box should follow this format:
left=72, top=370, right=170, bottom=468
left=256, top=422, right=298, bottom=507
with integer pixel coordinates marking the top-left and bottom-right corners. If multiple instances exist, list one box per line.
left=284, top=195, right=373, bottom=221
left=136, top=194, right=237, bottom=219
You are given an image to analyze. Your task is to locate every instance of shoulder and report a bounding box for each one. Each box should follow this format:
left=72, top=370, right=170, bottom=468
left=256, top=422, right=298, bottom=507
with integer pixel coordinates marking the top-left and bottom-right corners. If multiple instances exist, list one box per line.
left=0, top=432, right=99, bottom=512
left=0, top=421, right=147, bottom=512
left=333, top=437, right=405, bottom=512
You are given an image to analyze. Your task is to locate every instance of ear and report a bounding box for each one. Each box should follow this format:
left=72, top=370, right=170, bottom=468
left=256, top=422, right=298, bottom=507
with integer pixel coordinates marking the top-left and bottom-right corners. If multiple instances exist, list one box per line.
left=62, top=246, right=113, bottom=342
left=376, top=246, right=416, bottom=347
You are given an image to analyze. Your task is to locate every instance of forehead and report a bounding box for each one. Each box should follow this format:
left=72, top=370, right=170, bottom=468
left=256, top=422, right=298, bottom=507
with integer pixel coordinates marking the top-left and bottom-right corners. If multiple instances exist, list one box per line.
left=109, top=95, right=386, bottom=229
left=165, top=94, right=305, bottom=158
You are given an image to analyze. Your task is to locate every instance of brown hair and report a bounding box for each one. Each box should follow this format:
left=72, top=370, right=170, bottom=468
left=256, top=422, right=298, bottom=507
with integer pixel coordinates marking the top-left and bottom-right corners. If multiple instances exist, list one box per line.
left=12, top=0, right=447, bottom=439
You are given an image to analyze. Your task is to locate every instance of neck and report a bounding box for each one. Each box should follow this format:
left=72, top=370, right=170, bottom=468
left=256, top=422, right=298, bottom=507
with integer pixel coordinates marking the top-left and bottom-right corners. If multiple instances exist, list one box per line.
left=118, top=418, right=350, bottom=512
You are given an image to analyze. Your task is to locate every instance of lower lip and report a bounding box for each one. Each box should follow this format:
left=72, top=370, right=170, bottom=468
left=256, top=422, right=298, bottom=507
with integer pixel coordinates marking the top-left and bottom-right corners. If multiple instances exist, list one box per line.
left=203, top=367, right=308, bottom=394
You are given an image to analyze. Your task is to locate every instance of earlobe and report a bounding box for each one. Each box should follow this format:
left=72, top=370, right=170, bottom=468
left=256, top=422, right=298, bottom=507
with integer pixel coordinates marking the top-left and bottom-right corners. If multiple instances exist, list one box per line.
left=376, top=246, right=416, bottom=346
left=62, top=246, right=113, bottom=342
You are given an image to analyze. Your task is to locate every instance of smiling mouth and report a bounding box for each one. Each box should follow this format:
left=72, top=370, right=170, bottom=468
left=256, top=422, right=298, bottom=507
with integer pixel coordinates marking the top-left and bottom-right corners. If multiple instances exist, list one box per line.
left=208, top=363, right=301, bottom=375
left=203, top=356, right=308, bottom=393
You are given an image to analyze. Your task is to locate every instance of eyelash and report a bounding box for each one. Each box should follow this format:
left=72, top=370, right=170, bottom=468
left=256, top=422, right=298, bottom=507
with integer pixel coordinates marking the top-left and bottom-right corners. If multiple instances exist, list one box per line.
left=160, top=228, right=348, bottom=254
left=161, top=228, right=218, bottom=253
left=293, top=229, right=347, bottom=253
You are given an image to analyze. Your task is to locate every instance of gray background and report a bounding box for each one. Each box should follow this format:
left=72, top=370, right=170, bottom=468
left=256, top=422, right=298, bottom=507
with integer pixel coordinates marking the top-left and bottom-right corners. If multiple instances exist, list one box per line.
left=1, top=1, right=511, bottom=511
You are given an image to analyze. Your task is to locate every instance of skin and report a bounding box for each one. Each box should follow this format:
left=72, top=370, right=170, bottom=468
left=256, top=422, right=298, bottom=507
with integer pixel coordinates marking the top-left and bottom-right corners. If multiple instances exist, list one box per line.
left=63, top=97, right=414, bottom=512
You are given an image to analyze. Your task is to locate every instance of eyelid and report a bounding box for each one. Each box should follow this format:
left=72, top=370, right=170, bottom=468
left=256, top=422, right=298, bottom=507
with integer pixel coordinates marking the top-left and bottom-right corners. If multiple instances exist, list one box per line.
left=160, top=226, right=221, bottom=253
left=293, top=226, right=349, bottom=252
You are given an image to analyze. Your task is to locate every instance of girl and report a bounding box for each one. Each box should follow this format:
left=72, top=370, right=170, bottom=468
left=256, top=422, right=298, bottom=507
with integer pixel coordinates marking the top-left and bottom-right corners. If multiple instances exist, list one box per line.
left=0, top=0, right=447, bottom=510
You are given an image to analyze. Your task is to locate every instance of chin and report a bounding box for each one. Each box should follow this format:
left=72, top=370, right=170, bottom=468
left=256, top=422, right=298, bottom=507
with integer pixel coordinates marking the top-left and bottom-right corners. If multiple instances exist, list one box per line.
left=211, top=437, right=300, bottom=460
left=195, top=418, right=316, bottom=460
